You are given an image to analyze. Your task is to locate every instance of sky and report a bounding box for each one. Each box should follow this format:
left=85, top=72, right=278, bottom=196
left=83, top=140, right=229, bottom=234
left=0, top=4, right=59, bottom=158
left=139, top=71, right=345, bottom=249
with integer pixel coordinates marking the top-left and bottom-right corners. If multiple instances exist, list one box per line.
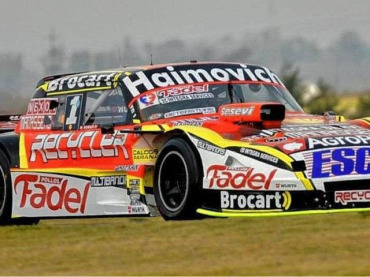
left=1, top=0, right=370, bottom=69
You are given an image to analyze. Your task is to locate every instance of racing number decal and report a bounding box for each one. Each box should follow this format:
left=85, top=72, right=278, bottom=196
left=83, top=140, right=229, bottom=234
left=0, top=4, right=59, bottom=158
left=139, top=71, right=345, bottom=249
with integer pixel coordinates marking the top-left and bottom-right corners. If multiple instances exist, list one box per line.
left=66, top=96, right=80, bottom=125
left=64, top=94, right=82, bottom=131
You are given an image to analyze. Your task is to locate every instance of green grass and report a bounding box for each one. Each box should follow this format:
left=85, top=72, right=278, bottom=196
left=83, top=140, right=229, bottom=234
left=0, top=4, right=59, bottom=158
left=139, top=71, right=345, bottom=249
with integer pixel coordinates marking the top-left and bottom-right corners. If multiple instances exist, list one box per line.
left=0, top=213, right=369, bottom=275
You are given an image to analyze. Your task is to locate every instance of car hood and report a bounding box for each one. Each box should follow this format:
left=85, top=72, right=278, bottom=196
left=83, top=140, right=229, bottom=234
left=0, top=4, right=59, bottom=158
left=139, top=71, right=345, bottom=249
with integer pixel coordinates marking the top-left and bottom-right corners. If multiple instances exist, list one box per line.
left=166, top=112, right=370, bottom=155
left=241, top=121, right=370, bottom=154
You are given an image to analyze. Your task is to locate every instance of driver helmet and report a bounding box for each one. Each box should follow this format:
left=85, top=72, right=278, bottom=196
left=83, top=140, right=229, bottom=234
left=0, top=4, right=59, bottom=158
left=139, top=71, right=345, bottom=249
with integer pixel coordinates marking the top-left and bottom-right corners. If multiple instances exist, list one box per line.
left=249, top=83, right=262, bottom=93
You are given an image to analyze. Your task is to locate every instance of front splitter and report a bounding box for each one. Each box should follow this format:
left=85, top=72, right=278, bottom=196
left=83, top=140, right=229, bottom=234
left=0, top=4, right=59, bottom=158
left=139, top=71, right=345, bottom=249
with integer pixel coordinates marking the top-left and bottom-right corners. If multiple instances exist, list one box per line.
left=196, top=207, right=370, bottom=218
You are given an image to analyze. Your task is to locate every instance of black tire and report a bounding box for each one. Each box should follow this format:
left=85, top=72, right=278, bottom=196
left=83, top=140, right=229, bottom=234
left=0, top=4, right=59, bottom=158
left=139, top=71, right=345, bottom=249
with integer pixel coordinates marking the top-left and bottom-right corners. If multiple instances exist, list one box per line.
left=154, top=138, right=202, bottom=220
left=0, top=150, right=12, bottom=225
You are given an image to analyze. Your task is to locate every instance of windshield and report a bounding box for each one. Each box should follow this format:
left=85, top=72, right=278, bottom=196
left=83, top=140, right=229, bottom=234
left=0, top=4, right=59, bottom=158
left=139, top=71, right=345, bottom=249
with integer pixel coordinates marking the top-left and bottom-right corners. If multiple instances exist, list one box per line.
left=83, top=87, right=129, bottom=125
left=134, top=82, right=303, bottom=121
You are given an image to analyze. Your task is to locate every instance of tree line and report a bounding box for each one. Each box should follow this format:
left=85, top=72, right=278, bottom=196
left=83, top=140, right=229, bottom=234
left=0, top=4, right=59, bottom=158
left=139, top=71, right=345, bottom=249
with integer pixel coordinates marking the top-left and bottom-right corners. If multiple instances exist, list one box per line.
left=0, top=28, right=369, bottom=117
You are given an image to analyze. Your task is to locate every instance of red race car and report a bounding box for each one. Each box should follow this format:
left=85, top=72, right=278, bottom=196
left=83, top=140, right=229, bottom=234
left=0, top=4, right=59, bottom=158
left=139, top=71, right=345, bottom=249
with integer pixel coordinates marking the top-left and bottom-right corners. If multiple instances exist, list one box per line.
left=0, top=62, right=369, bottom=224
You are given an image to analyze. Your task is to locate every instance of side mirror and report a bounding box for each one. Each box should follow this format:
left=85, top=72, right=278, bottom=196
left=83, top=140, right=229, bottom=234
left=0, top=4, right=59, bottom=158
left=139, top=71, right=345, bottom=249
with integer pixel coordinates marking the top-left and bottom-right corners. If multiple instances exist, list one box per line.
left=101, top=124, right=114, bottom=134
left=49, top=100, right=59, bottom=110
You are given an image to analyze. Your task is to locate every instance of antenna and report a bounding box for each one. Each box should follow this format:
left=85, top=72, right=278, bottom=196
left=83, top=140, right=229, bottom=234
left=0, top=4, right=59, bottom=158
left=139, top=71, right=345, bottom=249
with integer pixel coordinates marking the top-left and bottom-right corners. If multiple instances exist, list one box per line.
left=150, top=54, right=153, bottom=65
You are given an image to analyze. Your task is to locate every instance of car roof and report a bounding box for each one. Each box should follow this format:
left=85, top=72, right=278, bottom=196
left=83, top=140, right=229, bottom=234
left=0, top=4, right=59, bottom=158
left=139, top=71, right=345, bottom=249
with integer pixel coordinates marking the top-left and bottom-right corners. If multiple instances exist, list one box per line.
left=35, top=61, right=286, bottom=100
left=36, top=61, right=255, bottom=88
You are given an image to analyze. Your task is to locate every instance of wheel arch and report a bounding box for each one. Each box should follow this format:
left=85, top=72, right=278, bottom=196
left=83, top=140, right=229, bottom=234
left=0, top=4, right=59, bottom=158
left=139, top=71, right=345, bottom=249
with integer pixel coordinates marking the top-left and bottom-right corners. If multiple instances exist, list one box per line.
left=152, top=129, right=204, bottom=177
left=143, top=129, right=205, bottom=201
left=0, top=132, right=20, bottom=168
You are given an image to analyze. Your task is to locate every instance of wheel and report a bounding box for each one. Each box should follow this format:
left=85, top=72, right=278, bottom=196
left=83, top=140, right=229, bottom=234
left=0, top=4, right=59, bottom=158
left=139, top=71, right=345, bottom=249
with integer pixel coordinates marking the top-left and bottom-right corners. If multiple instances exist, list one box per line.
left=154, top=138, right=202, bottom=220
left=0, top=150, right=39, bottom=226
left=0, top=150, right=12, bottom=225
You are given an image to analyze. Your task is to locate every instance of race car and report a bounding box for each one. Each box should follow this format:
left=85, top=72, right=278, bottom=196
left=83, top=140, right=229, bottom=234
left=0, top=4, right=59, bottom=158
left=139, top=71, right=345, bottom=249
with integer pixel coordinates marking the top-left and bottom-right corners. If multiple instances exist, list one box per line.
left=0, top=61, right=369, bottom=224
left=0, top=114, right=21, bottom=133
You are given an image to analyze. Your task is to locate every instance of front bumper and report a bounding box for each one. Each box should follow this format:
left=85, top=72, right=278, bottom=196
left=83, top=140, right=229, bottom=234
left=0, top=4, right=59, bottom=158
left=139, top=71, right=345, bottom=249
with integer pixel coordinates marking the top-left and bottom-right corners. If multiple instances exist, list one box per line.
left=198, top=178, right=370, bottom=217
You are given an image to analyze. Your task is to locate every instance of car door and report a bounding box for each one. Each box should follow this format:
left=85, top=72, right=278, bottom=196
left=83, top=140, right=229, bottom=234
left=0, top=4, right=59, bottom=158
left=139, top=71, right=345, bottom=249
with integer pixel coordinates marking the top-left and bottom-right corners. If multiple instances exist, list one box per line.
left=14, top=87, right=149, bottom=217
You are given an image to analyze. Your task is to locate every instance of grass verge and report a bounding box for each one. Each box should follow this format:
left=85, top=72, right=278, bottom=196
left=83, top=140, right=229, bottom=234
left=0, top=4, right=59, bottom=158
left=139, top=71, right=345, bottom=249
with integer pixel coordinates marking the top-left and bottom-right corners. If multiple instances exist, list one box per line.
left=0, top=212, right=369, bottom=275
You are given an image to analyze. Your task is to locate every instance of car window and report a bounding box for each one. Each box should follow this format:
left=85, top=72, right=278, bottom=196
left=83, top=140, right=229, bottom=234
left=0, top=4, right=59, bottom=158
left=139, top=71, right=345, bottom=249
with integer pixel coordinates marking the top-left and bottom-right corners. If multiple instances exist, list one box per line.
left=134, top=83, right=303, bottom=122
left=83, top=87, right=129, bottom=126
left=134, top=84, right=225, bottom=121
left=46, top=87, right=129, bottom=131
left=50, top=95, right=67, bottom=130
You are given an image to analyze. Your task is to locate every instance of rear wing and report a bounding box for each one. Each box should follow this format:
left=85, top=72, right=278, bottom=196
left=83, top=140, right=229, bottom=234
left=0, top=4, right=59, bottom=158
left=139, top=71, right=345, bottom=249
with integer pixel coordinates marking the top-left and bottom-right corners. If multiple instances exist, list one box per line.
left=0, top=114, right=21, bottom=133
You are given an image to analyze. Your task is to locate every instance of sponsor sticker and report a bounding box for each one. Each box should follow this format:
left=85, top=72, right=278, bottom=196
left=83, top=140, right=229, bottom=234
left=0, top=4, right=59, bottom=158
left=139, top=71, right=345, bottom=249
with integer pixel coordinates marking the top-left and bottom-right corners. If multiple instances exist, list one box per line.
left=240, top=148, right=279, bottom=164
left=261, top=124, right=370, bottom=139
left=21, top=115, right=52, bottom=130
left=123, top=64, right=284, bottom=96
left=127, top=206, right=147, bottom=214
left=220, top=191, right=291, bottom=210
left=148, top=113, right=163, bottom=121
left=283, top=142, right=304, bottom=152
left=137, top=84, right=211, bottom=110
left=157, top=84, right=211, bottom=104
left=171, top=116, right=217, bottom=126
left=157, top=84, right=209, bottom=98
left=47, top=72, right=119, bottom=92
left=26, top=98, right=58, bottom=116
left=308, top=135, right=370, bottom=149
left=335, top=190, right=370, bottom=205
left=133, top=149, right=158, bottom=162
left=206, top=165, right=277, bottom=190
left=21, top=98, right=59, bottom=130
left=164, top=107, right=216, bottom=118
left=266, top=137, right=287, bottom=143
left=221, top=107, right=254, bottom=116
left=90, top=176, right=126, bottom=188
left=8, top=115, right=21, bottom=121
left=30, top=131, right=129, bottom=162
left=115, top=164, right=140, bottom=172
left=158, top=93, right=214, bottom=104
left=310, top=147, right=370, bottom=178
left=138, top=92, right=158, bottom=109
left=197, top=140, right=226, bottom=155
left=14, top=174, right=90, bottom=214
left=275, top=183, right=298, bottom=189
